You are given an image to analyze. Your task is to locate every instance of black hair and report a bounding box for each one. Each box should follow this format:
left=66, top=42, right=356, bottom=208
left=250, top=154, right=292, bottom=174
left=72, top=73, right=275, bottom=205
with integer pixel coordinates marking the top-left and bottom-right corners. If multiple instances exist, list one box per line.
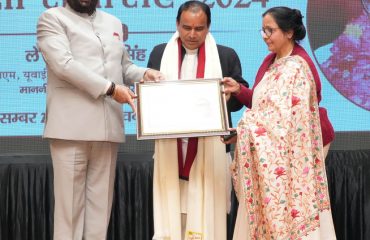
left=263, top=6, right=306, bottom=41
left=67, top=0, right=98, bottom=15
left=176, top=1, right=211, bottom=27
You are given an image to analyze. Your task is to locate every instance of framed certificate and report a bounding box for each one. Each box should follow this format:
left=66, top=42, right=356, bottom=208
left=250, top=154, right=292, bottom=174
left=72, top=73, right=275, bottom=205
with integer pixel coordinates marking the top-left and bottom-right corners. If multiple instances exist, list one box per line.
left=135, top=78, right=230, bottom=140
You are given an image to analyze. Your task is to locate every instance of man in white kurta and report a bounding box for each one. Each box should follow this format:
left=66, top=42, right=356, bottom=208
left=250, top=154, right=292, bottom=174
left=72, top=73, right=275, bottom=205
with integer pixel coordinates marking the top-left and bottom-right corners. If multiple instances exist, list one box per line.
left=148, top=1, right=246, bottom=240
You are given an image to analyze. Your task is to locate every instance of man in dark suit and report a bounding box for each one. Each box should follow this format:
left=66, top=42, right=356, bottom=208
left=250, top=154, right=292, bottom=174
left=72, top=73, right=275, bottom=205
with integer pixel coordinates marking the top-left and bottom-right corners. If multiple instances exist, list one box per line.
left=147, top=1, right=247, bottom=240
left=147, top=8, right=247, bottom=157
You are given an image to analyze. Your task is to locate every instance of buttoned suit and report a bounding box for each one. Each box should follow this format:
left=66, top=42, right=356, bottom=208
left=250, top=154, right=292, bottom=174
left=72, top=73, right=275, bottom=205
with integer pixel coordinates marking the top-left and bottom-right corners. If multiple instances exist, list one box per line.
left=37, top=5, right=146, bottom=240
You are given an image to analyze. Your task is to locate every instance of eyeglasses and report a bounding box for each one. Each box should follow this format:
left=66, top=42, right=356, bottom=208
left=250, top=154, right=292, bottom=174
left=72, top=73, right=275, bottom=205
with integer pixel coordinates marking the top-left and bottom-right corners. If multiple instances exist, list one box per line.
left=260, top=27, right=279, bottom=38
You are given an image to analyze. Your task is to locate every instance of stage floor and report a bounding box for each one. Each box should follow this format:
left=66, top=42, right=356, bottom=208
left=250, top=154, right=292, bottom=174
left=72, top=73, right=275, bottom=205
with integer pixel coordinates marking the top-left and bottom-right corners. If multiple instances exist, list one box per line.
left=1, top=150, right=369, bottom=240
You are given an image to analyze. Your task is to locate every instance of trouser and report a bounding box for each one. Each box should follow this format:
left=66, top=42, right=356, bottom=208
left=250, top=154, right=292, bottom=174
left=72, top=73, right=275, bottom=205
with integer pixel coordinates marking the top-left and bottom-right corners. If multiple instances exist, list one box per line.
left=50, top=139, right=118, bottom=240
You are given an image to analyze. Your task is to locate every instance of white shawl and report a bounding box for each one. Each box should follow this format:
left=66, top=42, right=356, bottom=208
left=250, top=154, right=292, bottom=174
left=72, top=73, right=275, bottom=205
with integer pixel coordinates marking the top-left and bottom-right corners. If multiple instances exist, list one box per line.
left=153, top=32, right=228, bottom=240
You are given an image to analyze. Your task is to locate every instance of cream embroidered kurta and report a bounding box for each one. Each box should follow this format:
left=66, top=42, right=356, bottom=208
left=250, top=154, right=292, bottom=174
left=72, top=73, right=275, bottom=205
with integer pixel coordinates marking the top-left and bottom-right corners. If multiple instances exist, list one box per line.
left=232, top=55, right=336, bottom=240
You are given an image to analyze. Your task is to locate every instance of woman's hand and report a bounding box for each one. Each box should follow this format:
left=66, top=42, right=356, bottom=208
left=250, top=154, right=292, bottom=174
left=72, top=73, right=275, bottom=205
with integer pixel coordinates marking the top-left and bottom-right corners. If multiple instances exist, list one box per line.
left=222, top=77, right=241, bottom=95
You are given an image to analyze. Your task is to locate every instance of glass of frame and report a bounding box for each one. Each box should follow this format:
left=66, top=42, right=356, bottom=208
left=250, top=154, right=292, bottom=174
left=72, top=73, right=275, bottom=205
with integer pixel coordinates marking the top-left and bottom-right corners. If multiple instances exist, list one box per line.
left=135, top=78, right=230, bottom=140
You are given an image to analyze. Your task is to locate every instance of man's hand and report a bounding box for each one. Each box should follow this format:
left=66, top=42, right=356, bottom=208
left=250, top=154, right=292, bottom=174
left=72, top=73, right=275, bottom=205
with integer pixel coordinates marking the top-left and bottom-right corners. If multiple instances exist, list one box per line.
left=220, top=128, right=238, bottom=144
left=142, top=69, right=165, bottom=82
left=112, top=85, right=136, bottom=113
left=221, top=134, right=237, bottom=144
left=225, top=92, right=231, bottom=101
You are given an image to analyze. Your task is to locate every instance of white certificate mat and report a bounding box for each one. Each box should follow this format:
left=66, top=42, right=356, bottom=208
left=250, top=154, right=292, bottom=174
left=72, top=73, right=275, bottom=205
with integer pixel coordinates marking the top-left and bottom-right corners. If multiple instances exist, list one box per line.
left=135, top=78, right=229, bottom=140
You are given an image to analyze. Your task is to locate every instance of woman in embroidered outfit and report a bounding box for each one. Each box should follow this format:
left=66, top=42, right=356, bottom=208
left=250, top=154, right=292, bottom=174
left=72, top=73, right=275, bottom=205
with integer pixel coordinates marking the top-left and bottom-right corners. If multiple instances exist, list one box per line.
left=222, top=7, right=336, bottom=240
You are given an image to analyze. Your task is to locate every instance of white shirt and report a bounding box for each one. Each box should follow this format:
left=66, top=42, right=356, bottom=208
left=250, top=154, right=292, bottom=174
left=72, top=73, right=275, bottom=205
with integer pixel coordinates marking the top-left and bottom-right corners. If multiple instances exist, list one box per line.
left=180, top=47, right=198, bottom=163
left=179, top=46, right=198, bottom=214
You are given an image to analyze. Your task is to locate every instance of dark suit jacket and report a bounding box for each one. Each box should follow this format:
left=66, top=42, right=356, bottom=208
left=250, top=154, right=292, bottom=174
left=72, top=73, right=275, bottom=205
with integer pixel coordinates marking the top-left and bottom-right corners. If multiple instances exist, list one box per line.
left=147, top=43, right=248, bottom=152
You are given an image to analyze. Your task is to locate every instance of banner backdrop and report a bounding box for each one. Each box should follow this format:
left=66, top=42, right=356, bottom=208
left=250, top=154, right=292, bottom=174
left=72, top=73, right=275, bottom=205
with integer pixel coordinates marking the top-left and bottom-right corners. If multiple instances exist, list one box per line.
left=0, top=0, right=369, bottom=136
